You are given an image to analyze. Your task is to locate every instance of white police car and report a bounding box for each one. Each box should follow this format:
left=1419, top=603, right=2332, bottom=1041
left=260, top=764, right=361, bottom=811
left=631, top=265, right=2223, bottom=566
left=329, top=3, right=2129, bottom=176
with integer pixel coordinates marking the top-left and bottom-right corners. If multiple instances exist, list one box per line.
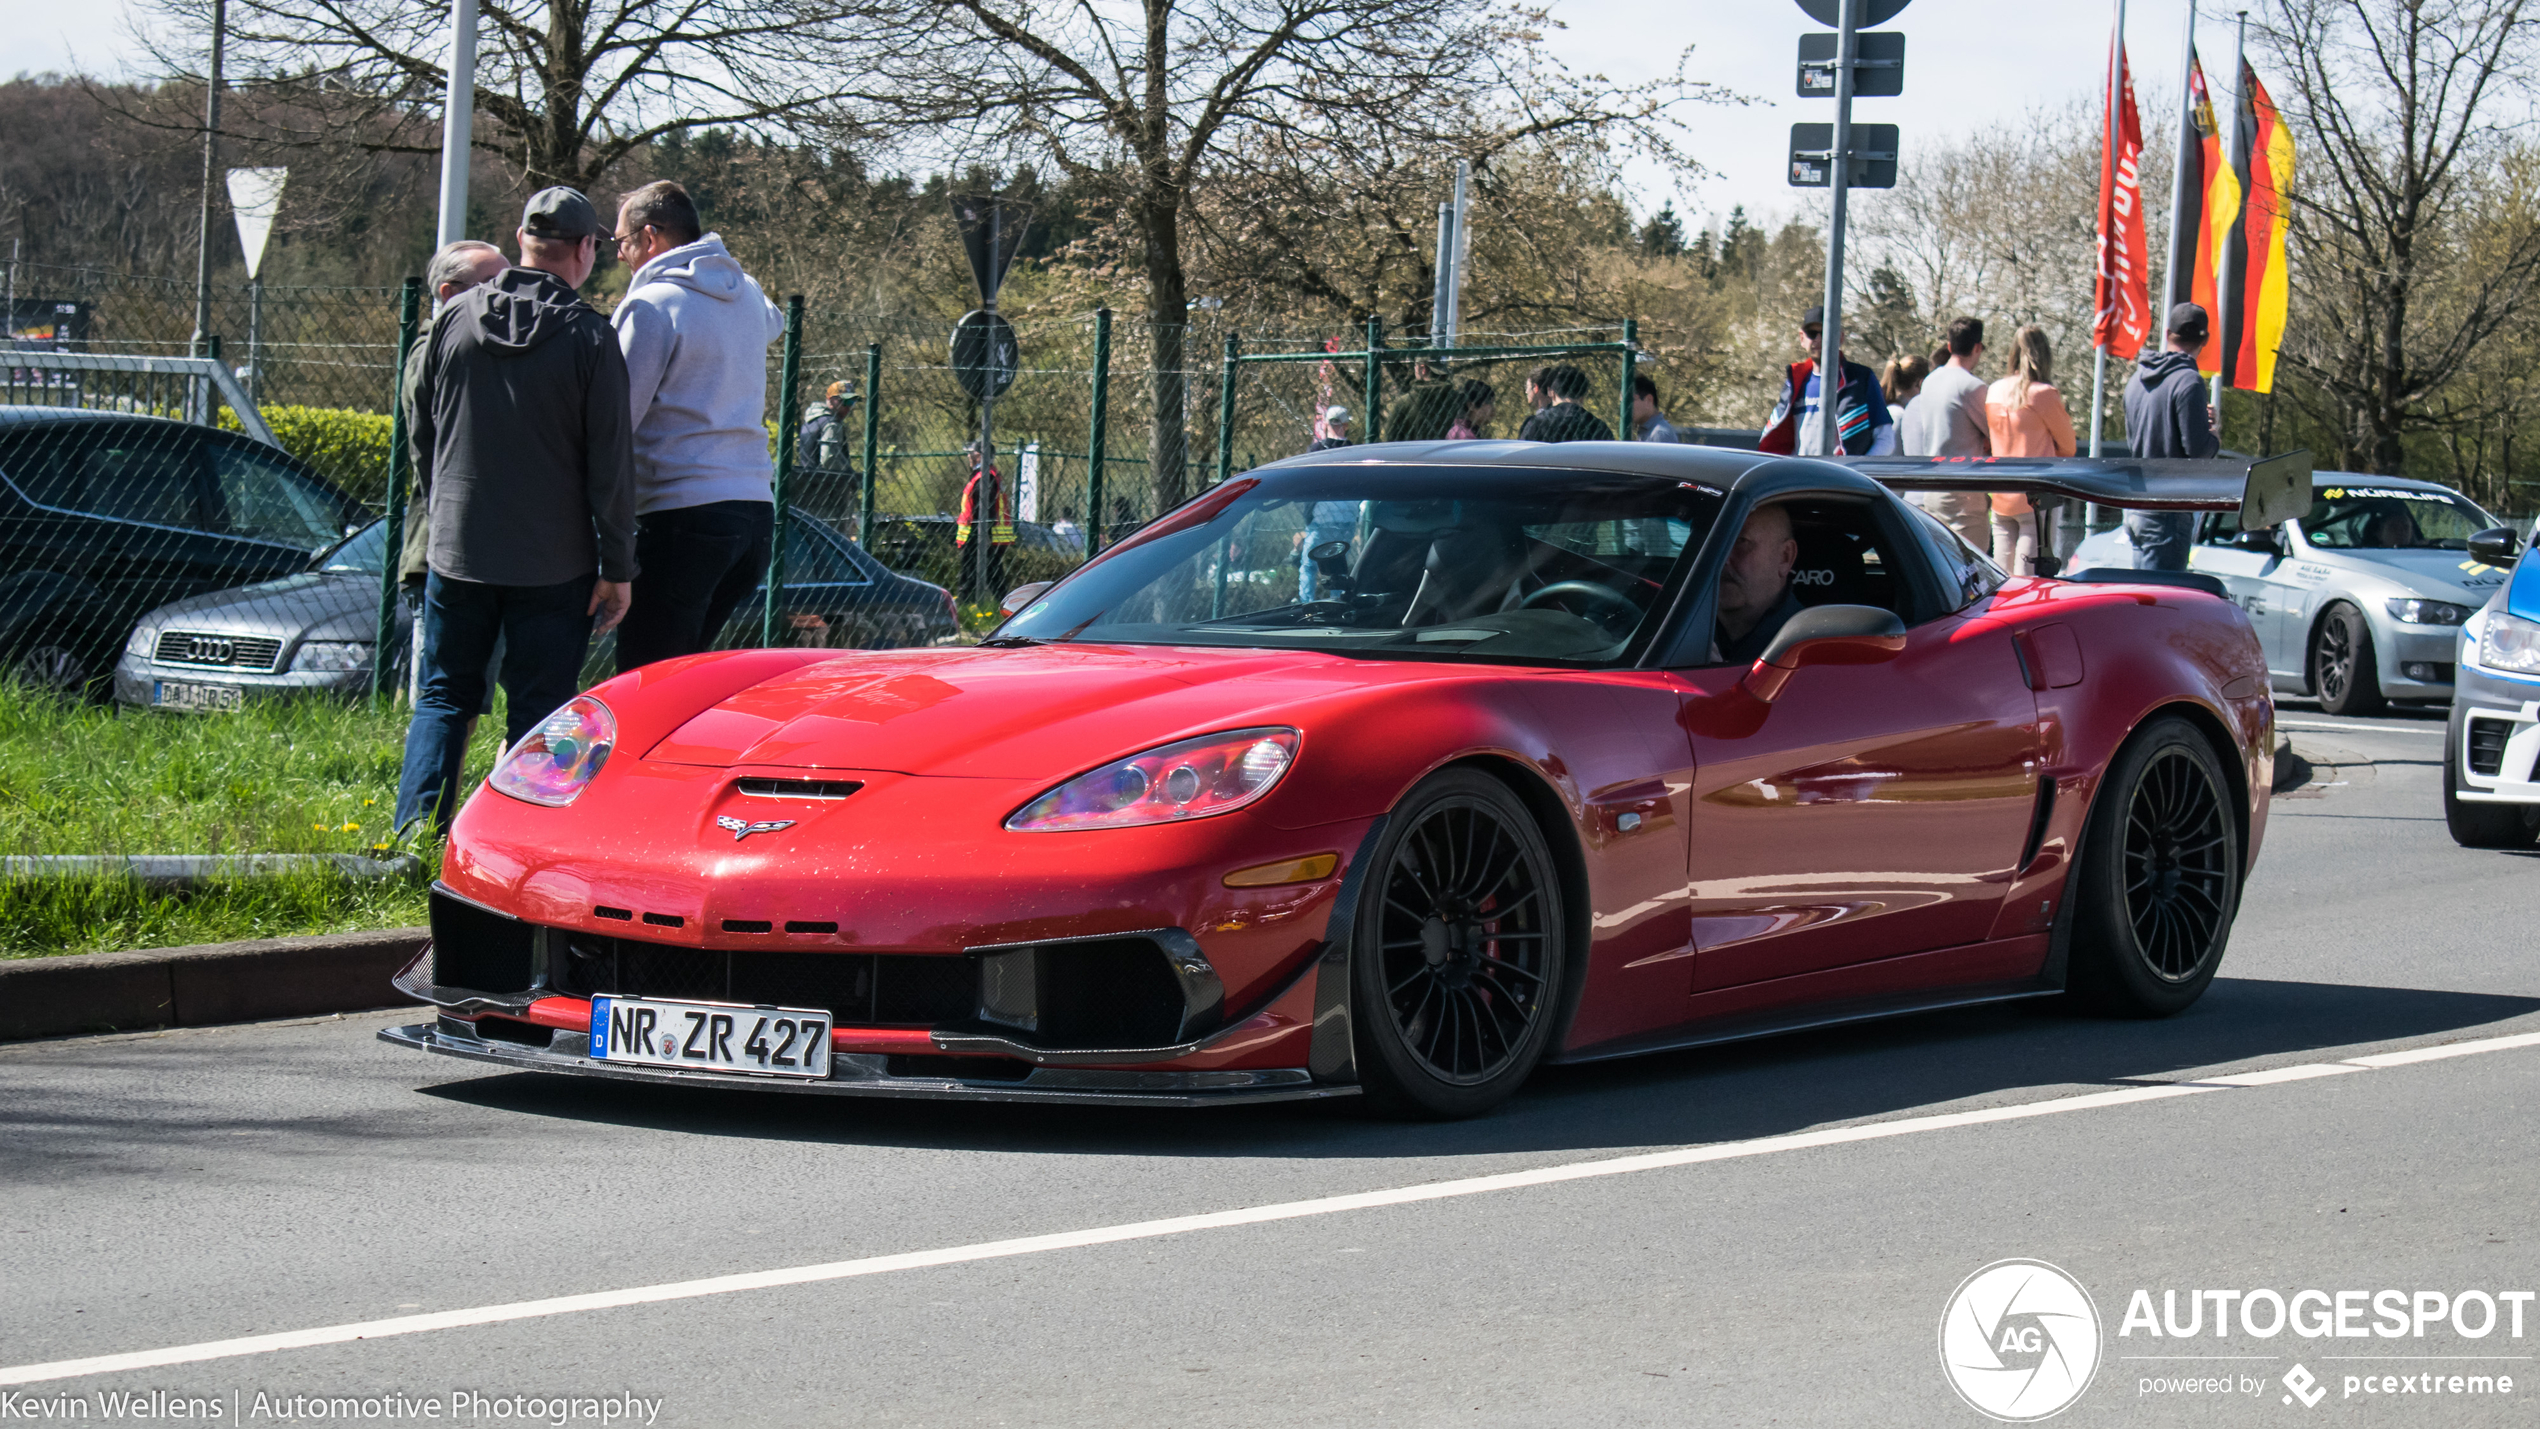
left=2448, top=522, right=2540, bottom=847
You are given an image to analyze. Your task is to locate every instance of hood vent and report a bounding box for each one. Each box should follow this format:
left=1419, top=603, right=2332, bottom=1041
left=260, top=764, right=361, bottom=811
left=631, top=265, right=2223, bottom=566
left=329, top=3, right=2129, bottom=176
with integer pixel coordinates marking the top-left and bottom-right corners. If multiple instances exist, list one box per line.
left=737, top=777, right=863, bottom=800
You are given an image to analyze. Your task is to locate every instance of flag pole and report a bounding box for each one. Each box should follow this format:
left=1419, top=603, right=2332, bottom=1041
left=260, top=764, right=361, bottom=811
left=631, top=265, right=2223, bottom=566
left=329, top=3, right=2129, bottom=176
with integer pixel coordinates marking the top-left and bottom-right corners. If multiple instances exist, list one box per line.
left=2212, top=8, right=2247, bottom=444
left=2162, top=0, right=2199, bottom=312
left=2088, top=0, right=2126, bottom=466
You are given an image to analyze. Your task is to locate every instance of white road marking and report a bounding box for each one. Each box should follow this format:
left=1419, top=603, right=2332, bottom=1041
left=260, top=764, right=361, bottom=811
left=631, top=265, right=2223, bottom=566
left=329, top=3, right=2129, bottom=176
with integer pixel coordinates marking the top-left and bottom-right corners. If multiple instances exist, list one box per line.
left=2276, top=719, right=2443, bottom=735
left=4, top=1028, right=2537, bottom=1388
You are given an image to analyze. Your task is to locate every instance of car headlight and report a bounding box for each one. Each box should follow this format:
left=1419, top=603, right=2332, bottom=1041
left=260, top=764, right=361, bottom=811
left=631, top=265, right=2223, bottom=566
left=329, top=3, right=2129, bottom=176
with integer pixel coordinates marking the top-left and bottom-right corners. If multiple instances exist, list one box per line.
left=489, top=696, right=616, bottom=807
left=1007, top=727, right=1299, bottom=831
left=125, top=626, right=154, bottom=658
left=2476, top=611, right=2540, bottom=675
left=2386, top=598, right=2471, bottom=626
left=289, top=640, right=373, bottom=672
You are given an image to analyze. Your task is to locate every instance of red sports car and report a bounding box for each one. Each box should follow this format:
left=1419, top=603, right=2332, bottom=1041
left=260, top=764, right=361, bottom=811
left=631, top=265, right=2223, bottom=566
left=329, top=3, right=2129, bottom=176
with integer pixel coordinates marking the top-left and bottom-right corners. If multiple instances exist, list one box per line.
left=384, top=443, right=2309, bottom=1117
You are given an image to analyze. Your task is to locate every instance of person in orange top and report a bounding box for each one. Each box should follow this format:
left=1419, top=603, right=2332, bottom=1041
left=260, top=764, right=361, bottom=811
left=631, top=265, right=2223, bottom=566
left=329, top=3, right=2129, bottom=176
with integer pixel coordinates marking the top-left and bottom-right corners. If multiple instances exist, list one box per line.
left=1983, top=324, right=2077, bottom=575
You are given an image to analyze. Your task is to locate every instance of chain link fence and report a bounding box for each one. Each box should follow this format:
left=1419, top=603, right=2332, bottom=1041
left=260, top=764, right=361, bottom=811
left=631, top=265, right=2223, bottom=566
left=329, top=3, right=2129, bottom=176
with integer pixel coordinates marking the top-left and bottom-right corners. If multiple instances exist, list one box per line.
left=3, top=264, right=1640, bottom=714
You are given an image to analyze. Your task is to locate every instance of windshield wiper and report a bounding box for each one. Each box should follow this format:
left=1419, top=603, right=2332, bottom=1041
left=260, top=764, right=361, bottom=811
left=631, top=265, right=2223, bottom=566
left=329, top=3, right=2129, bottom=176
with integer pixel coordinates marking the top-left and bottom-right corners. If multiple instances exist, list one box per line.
left=975, top=635, right=1045, bottom=647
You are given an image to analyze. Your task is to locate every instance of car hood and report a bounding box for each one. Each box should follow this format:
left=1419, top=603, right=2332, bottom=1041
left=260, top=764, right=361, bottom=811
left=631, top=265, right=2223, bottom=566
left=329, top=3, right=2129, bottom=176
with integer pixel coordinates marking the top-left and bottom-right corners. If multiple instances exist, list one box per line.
left=137, top=570, right=380, bottom=641
left=643, top=643, right=1475, bottom=779
left=2301, top=546, right=2509, bottom=601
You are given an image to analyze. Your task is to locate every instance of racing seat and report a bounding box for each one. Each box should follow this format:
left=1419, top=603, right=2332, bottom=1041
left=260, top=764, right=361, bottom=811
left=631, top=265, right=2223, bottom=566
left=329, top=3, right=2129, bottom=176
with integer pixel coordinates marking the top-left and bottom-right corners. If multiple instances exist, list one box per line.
left=1784, top=510, right=1896, bottom=615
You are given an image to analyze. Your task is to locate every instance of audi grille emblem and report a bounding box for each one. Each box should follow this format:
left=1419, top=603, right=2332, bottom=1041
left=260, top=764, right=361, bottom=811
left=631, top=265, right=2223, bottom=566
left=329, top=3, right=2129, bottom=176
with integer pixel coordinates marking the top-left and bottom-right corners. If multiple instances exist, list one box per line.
left=716, top=816, right=796, bottom=842
left=185, top=635, right=237, bottom=663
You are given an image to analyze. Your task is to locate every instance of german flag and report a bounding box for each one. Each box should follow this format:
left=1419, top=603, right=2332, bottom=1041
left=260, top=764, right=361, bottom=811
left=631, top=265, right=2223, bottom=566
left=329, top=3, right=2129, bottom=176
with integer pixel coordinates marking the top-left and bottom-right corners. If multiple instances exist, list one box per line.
left=2165, top=50, right=2234, bottom=378
left=2223, top=62, right=2293, bottom=392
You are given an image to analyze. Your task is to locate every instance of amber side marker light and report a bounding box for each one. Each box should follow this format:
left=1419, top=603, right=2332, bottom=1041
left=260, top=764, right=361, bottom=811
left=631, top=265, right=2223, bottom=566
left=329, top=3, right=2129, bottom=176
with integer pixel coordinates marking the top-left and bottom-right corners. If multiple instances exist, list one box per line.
left=1223, top=853, right=1340, bottom=888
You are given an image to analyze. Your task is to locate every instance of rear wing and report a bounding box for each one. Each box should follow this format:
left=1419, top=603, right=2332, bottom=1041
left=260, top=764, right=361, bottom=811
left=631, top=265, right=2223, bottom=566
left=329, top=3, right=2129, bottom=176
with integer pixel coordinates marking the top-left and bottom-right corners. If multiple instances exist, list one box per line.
left=1833, top=449, right=2314, bottom=530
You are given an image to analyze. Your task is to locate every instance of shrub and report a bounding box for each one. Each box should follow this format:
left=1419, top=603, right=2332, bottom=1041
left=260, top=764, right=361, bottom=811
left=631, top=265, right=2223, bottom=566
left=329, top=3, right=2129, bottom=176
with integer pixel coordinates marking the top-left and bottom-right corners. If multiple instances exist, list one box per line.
left=220, top=405, right=396, bottom=507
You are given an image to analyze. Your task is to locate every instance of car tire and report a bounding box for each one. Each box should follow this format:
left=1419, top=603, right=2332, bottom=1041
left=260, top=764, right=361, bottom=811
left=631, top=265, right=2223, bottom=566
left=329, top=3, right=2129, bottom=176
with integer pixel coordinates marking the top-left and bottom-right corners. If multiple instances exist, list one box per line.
left=9, top=641, right=91, bottom=695
left=2443, top=720, right=2537, bottom=849
left=2066, top=716, right=2241, bottom=1018
left=2310, top=602, right=2386, bottom=716
left=1351, top=768, right=1568, bottom=1119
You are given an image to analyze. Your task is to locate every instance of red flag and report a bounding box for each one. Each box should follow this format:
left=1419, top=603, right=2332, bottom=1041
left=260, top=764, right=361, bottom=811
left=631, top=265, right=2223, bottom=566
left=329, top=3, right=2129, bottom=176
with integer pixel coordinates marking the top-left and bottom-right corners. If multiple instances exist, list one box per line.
left=2094, top=36, right=2152, bottom=360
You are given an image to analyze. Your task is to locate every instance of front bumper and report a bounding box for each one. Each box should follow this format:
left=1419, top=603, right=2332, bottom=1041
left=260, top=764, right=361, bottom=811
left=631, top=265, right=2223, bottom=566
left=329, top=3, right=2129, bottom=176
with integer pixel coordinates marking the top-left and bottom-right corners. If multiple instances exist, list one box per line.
left=2450, top=659, right=2540, bottom=805
left=112, top=653, right=374, bottom=708
left=2376, top=623, right=2460, bottom=699
left=380, top=1017, right=1348, bottom=1106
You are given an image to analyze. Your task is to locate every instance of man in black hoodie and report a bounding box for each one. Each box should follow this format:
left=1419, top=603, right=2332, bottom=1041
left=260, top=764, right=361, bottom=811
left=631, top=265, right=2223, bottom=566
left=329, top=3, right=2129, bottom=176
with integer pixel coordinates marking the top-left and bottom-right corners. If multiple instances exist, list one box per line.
left=2121, top=302, right=2221, bottom=571
left=394, top=187, right=639, bottom=832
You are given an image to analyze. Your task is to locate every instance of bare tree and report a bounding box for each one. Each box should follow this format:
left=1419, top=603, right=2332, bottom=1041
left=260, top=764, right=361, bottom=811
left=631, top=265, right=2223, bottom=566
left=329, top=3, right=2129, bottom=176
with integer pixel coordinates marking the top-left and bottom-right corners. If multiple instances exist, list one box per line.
left=847, top=0, right=1695, bottom=506
left=2267, top=0, right=2540, bottom=473
left=130, top=0, right=880, bottom=194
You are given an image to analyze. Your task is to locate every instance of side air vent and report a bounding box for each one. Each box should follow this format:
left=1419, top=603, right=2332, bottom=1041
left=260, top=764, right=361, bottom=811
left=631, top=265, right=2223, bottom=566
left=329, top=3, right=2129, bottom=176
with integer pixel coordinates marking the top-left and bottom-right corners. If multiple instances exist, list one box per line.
left=722, top=919, right=773, bottom=933
left=785, top=920, right=839, bottom=935
left=738, top=778, right=863, bottom=800
left=594, top=906, right=633, bottom=921
left=641, top=911, right=685, bottom=928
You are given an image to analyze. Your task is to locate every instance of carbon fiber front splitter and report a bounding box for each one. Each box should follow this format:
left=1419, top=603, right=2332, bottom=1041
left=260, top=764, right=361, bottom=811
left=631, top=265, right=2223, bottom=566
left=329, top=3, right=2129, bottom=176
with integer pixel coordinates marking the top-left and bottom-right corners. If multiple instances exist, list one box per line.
left=379, top=1021, right=1354, bottom=1108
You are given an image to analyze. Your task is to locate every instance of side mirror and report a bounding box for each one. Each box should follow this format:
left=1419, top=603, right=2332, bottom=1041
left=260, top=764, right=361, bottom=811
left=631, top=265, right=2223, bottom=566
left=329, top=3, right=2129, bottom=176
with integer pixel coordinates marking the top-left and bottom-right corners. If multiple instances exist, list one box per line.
left=2468, top=527, right=2525, bottom=568
left=999, top=580, right=1054, bottom=616
left=2230, top=527, right=2283, bottom=555
left=1742, top=604, right=1908, bottom=703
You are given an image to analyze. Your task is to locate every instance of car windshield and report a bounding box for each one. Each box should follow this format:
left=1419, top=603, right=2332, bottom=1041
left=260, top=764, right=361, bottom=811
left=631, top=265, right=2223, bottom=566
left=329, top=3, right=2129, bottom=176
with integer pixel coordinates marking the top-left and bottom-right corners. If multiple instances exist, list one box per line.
left=318, top=519, right=388, bottom=574
left=2301, top=484, right=2495, bottom=550
left=998, top=466, right=1724, bottom=666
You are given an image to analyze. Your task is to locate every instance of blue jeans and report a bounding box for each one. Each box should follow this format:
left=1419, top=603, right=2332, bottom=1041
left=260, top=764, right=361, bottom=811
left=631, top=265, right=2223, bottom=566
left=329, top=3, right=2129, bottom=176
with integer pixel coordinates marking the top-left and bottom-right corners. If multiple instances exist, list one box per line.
left=1298, top=525, right=1332, bottom=601
left=395, top=570, right=597, bottom=832
left=2126, top=511, right=2198, bottom=571
left=617, top=500, right=775, bottom=673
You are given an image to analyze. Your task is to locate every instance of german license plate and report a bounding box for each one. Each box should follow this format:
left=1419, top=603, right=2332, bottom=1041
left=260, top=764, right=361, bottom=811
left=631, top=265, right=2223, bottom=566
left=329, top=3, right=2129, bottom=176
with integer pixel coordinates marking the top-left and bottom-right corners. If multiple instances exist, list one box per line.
left=153, top=680, right=243, bottom=712
left=588, top=995, right=831, bottom=1079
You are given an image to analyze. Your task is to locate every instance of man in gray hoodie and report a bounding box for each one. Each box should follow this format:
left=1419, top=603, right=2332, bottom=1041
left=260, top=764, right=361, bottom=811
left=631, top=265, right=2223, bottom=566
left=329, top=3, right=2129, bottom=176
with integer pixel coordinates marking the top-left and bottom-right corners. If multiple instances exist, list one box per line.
left=2121, top=302, right=2221, bottom=571
left=609, top=180, right=787, bottom=671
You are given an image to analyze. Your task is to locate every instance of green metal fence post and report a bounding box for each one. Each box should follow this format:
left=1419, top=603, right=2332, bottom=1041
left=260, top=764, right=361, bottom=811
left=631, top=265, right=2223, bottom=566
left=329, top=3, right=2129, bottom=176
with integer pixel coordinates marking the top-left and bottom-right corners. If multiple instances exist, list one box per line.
left=761, top=294, right=804, bottom=648
left=372, top=276, right=421, bottom=703
left=1617, top=318, right=1639, bottom=441
left=1362, top=315, right=1384, bottom=444
left=1087, top=308, right=1111, bottom=552
left=858, top=341, right=882, bottom=548
left=1215, top=332, right=1241, bottom=485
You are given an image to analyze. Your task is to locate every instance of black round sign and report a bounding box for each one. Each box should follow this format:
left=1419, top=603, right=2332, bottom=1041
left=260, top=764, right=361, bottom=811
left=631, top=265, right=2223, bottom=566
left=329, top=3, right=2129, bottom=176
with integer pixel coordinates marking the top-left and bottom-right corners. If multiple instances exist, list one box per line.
left=951, top=309, right=1019, bottom=401
left=1796, top=0, right=1909, bottom=23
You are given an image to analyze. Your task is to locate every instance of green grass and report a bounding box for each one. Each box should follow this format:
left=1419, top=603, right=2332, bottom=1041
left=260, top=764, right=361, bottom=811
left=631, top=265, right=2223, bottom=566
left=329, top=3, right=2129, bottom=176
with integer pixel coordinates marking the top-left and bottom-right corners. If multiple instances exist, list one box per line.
left=0, top=684, right=506, bottom=958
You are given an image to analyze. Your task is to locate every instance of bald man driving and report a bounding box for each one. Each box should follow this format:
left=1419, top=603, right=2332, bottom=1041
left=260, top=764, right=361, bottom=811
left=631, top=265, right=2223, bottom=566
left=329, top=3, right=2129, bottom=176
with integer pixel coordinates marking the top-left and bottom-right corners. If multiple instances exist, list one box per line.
left=1714, top=503, right=1805, bottom=663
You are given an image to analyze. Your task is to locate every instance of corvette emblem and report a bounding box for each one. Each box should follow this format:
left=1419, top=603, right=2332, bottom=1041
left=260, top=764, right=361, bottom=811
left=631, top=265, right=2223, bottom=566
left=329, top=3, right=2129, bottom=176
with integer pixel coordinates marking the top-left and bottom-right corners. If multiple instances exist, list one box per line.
left=715, top=815, right=796, bottom=842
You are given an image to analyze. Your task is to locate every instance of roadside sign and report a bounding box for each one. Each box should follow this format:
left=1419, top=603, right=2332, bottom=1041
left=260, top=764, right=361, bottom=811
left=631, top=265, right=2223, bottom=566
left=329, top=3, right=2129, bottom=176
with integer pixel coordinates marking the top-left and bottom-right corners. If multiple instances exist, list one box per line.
left=1798, top=31, right=1905, bottom=97
left=950, top=195, right=1032, bottom=304
left=1788, top=123, right=1900, bottom=188
left=951, top=309, right=1020, bottom=401
left=1796, top=0, right=1909, bottom=23
left=225, top=168, right=288, bottom=280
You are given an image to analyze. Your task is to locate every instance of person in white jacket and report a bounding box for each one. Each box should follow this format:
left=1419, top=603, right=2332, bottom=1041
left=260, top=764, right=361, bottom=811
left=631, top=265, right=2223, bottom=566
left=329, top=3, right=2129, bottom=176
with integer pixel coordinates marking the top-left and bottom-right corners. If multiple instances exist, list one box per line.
left=608, top=180, right=786, bottom=671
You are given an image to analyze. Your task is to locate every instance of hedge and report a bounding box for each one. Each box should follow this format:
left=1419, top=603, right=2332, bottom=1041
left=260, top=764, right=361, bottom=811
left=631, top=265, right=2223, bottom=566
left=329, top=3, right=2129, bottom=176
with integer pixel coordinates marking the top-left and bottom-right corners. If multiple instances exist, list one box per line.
left=219, top=405, right=396, bottom=508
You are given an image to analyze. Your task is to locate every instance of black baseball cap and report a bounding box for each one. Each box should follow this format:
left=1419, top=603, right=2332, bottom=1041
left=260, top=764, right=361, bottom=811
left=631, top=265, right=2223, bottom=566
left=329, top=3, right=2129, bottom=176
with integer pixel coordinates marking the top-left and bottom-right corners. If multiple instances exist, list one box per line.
left=521, top=187, right=603, bottom=241
left=1802, top=305, right=1825, bottom=331
left=2168, top=301, right=2210, bottom=341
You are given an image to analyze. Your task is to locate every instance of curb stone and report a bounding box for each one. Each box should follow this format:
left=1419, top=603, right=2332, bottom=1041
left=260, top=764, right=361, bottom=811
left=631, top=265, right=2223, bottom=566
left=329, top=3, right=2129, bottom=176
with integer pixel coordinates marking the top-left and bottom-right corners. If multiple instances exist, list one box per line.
left=0, top=926, right=427, bottom=1042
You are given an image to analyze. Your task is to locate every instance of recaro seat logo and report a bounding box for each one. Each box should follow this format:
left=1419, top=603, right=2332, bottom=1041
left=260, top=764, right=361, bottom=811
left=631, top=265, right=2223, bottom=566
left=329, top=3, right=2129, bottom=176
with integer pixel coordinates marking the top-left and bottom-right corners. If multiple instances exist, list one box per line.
left=1940, top=1259, right=2104, bottom=1421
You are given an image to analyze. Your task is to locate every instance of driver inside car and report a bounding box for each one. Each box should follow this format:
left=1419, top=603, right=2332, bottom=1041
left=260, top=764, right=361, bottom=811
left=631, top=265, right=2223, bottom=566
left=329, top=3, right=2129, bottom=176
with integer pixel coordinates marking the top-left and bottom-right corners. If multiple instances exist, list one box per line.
left=1712, top=502, right=1804, bottom=663
left=2363, top=505, right=2421, bottom=549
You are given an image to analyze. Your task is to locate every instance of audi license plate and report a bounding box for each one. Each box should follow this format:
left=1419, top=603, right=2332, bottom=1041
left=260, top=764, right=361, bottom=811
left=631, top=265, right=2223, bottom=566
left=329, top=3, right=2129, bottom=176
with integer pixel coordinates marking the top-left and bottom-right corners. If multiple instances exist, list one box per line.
left=589, top=995, right=831, bottom=1079
left=153, top=680, right=243, bottom=712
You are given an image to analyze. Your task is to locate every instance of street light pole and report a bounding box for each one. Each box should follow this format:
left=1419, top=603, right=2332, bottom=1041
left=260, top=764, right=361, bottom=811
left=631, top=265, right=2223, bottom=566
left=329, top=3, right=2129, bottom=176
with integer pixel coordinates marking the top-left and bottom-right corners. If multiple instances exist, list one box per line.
left=190, top=0, right=226, bottom=359
left=435, top=0, right=480, bottom=247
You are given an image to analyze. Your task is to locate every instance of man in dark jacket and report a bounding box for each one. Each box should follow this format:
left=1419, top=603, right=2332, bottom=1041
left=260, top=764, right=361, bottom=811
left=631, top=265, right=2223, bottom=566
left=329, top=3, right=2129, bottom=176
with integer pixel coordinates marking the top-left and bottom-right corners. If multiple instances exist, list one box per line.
left=393, top=187, right=638, bottom=832
left=2122, top=302, right=2221, bottom=571
left=1517, top=364, right=1615, bottom=442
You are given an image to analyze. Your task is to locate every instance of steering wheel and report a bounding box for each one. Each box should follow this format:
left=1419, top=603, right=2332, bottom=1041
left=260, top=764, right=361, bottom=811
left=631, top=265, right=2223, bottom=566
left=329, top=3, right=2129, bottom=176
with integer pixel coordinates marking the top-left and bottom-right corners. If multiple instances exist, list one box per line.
left=1518, top=579, right=1641, bottom=632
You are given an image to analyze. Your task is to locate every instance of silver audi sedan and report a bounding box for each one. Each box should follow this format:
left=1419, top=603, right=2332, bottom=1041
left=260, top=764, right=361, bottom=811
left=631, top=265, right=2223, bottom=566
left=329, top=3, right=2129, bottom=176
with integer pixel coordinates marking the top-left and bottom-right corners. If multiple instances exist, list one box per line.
left=2071, top=471, right=2509, bottom=715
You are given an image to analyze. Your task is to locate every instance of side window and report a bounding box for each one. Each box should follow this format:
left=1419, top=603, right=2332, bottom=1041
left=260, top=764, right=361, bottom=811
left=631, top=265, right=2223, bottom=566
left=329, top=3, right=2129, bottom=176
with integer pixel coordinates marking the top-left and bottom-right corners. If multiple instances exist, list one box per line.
left=208, top=440, right=349, bottom=552
left=2202, top=510, right=2243, bottom=544
left=776, top=522, right=865, bottom=586
left=1903, top=500, right=2007, bottom=614
left=1, top=423, right=208, bottom=527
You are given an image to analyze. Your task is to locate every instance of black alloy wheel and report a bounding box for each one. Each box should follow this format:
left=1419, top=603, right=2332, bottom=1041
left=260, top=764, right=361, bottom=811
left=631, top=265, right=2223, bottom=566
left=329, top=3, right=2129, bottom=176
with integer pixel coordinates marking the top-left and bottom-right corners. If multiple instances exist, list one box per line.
left=1353, top=768, right=1567, bottom=1118
left=2311, top=603, right=2386, bottom=717
left=2069, top=716, right=2241, bottom=1016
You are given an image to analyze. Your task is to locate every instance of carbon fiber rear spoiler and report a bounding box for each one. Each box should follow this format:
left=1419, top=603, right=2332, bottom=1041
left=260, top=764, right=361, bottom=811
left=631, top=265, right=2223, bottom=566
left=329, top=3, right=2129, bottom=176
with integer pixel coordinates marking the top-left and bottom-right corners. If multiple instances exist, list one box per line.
left=1833, top=449, right=2314, bottom=529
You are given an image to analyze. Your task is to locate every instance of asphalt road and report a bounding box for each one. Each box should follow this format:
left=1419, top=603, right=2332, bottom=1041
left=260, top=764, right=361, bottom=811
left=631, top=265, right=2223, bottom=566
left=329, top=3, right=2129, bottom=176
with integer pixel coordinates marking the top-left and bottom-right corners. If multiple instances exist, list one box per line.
left=6, top=697, right=2535, bottom=1428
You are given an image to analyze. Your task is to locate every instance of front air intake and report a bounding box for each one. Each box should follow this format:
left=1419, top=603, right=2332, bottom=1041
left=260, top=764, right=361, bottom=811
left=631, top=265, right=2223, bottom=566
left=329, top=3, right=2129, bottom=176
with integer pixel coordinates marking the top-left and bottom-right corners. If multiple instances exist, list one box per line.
left=428, top=886, right=535, bottom=993
left=2468, top=718, right=2511, bottom=779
